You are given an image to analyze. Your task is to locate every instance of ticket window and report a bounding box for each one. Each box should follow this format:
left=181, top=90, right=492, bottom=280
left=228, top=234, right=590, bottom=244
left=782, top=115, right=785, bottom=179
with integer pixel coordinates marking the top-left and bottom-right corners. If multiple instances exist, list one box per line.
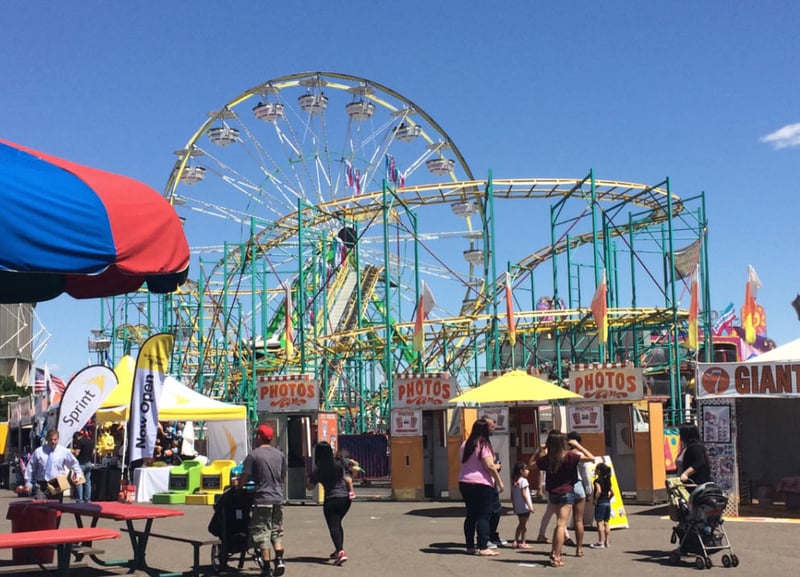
left=285, top=415, right=313, bottom=500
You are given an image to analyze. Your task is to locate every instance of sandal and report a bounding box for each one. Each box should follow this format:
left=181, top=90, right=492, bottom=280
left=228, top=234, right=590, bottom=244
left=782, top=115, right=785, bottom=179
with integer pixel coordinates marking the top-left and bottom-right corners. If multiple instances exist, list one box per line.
left=518, top=542, right=531, bottom=549
left=536, top=535, right=552, bottom=544
left=576, top=548, right=584, bottom=557
left=549, top=558, right=565, bottom=567
left=477, top=549, right=499, bottom=556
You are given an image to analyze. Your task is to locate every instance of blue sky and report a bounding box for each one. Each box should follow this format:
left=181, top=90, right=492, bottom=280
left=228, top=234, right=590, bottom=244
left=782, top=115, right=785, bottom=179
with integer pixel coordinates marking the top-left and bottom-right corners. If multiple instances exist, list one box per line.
left=2, top=1, right=798, bottom=379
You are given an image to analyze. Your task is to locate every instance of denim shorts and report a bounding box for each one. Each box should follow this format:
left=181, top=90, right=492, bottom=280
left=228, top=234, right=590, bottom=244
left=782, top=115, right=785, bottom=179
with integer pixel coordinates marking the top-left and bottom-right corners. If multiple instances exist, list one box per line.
left=594, top=501, right=611, bottom=522
left=573, top=480, right=586, bottom=500
left=548, top=491, right=576, bottom=505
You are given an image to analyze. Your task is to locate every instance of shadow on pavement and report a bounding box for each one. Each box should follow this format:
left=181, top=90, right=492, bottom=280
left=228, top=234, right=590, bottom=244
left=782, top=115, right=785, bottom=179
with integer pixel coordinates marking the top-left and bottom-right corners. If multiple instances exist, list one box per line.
left=628, top=548, right=673, bottom=566
left=631, top=504, right=670, bottom=516
left=421, top=541, right=470, bottom=555
left=405, top=506, right=464, bottom=518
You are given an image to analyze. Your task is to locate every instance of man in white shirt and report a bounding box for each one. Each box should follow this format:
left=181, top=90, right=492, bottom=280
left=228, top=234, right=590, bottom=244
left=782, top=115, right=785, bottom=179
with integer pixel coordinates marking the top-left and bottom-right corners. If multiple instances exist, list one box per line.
left=24, top=429, right=83, bottom=500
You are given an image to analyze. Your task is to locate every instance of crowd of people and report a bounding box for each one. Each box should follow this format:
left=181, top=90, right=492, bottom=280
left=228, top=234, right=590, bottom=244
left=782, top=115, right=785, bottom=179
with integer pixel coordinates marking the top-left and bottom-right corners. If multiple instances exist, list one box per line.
left=456, top=419, right=710, bottom=568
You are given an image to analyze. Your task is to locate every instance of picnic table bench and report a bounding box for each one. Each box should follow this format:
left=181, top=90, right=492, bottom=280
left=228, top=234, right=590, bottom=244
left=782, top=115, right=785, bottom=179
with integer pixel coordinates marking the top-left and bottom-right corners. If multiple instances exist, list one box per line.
left=0, top=526, right=120, bottom=577
left=121, top=527, right=220, bottom=577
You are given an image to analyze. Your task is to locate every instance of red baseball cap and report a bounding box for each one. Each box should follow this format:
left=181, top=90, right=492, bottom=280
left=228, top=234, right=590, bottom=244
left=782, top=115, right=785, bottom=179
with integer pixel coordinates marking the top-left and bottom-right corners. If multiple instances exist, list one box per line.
left=257, top=424, right=274, bottom=440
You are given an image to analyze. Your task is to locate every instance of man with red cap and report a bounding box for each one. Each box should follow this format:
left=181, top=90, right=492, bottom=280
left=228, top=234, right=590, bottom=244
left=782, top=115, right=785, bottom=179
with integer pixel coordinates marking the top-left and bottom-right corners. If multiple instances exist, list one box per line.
left=239, top=424, right=287, bottom=577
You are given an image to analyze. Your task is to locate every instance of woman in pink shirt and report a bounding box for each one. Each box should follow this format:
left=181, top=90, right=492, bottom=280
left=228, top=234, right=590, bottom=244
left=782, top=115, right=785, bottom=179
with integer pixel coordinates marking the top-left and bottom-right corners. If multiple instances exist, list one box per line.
left=458, top=419, right=505, bottom=556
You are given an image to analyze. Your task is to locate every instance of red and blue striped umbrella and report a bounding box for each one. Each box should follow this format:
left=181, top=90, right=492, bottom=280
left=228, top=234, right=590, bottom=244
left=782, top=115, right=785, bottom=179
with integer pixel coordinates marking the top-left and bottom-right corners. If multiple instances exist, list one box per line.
left=0, top=139, right=189, bottom=303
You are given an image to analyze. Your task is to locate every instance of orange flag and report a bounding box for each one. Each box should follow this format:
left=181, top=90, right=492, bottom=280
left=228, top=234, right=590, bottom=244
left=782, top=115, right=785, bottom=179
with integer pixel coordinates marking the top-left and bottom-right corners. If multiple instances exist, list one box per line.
left=742, top=265, right=762, bottom=345
left=413, top=281, right=436, bottom=353
left=591, top=269, right=608, bottom=345
left=687, top=265, right=699, bottom=350
left=285, top=283, right=294, bottom=357
left=505, top=272, right=516, bottom=346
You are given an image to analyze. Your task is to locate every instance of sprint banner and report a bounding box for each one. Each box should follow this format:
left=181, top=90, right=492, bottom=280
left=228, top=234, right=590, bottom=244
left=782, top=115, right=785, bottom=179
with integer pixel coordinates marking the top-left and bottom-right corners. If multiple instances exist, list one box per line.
left=57, top=365, right=118, bottom=446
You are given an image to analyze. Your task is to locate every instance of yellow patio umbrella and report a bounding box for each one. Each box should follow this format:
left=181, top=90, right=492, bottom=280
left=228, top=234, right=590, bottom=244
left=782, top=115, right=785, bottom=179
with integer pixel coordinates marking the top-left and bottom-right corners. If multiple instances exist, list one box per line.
left=448, top=370, right=583, bottom=404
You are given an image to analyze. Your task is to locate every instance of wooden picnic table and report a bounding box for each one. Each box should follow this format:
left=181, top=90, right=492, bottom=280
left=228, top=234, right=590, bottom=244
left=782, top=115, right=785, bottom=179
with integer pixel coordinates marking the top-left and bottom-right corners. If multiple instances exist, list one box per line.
left=46, top=501, right=184, bottom=575
left=0, top=526, right=120, bottom=577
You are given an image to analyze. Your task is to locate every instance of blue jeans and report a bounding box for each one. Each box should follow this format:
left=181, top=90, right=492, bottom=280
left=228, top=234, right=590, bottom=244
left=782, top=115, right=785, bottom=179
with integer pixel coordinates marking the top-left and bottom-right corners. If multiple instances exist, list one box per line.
left=460, top=482, right=495, bottom=550
left=74, top=463, right=93, bottom=502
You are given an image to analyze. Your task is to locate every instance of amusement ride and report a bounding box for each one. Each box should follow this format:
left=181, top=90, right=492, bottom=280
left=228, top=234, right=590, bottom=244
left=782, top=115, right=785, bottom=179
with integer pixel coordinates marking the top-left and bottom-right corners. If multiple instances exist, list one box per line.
left=95, top=72, right=708, bottom=431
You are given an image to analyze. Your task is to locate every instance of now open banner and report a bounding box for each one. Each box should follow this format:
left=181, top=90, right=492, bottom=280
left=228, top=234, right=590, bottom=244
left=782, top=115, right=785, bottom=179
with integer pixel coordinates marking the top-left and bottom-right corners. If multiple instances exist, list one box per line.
left=128, top=333, right=174, bottom=462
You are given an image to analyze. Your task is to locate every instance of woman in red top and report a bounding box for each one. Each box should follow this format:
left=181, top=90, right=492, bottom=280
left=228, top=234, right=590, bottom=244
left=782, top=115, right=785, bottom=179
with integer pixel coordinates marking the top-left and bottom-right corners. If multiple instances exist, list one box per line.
left=533, top=431, right=594, bottom=567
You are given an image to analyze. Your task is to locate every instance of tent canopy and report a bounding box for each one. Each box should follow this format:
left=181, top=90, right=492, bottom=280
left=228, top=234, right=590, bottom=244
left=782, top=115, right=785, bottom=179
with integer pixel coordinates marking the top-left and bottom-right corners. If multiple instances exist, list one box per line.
left=744, top=338, right=800, bottom=363
left=97, top=355, right=246, bottom=423
left=448, top=370, right=583, bottom=404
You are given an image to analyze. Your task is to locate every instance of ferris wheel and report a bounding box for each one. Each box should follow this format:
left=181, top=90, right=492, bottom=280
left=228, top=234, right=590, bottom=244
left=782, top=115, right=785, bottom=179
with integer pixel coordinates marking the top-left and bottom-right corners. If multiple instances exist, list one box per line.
left=163, top=72, right=495, bottom=397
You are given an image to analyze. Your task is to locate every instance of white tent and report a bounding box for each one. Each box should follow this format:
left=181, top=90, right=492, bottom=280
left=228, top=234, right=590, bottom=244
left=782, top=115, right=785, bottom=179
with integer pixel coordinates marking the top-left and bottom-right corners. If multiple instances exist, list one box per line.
left=744, top=337, right=800, bottom=363
left=97, top=359, right=249, bottom=463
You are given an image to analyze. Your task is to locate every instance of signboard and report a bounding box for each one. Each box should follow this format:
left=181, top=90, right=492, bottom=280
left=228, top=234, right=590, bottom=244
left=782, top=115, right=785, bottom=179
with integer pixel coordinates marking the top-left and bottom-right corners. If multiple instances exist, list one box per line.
left=391, top=409, right=422, bottom=436
left=566, top=404, right=604, bottom=433
left=479, top=407, right=509, bottom=433
left=580, top=455, right=629, bottom=529
left=697, top=362, right=800, bottom=398
left=393, top=372, right=455, bottom=409
left=257, top=374, right=320, bottom=412
left=569, top=366, right=643, bottom=402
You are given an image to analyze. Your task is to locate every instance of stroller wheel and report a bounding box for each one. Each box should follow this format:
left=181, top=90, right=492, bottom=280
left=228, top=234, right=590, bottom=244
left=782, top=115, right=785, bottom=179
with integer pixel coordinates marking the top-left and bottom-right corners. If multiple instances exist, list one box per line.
left=705, top=557, right=713, bottom=569
left=669, top=550, right=681, bottom=565
left=722, top=555, right=732, bottom=568
left=695, top=556, right=706, bottom=570
left=730, top=554, right=739, bottom=567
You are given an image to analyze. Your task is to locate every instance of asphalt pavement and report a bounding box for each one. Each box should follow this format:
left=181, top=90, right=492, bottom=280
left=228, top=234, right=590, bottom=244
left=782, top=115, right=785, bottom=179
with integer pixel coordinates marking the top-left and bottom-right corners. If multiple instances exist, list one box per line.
left=0, top=489, right=797, bottom=577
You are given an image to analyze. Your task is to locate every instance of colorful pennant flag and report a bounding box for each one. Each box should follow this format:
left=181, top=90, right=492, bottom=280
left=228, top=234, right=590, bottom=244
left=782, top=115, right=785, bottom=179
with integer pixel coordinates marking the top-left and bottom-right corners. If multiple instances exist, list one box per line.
left=413, top=281, right=436, bottom=353
left=285, top=282, right=294, bottom=358
left=742, top=264, right=762, bottom=344
left=505, top=272, right=516, bottom=346
left=712, top=302, right=737, bottom=335
left=687, top=265, right=700, bottom=350
left=591, top=269, right=608, bottom=345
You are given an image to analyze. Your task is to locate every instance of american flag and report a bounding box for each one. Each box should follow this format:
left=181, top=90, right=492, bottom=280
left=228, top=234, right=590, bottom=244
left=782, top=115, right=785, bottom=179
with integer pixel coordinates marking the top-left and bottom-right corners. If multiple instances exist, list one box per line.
left=33, top=365, right=67, bottom=400
left=33, top=367, right=46, bottom=393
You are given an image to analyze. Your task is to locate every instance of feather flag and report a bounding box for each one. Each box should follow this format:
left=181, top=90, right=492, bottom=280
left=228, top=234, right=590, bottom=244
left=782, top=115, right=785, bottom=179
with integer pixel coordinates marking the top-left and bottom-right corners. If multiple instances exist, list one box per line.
left=412, top=281, right=436, bottom=353
left=687, top=265, right=700, bottom=350
left=712, top=302, right=737, bottom=335
left=505, top=272, right=516, bottom=346
left=742, top=265, right=762, bottom=344
left=285, top=283, right=294, bottom=358
left=590, top=269, right=608, bottom=345
left=128, top=333, right=174, bottom=463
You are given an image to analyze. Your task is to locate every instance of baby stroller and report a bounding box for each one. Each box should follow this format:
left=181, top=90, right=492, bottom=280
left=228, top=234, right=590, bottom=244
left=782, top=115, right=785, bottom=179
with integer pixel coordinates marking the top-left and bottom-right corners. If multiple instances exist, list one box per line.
left=666, top=478, right=739, bottom=569
left=208, top=486, right=264, bottom=572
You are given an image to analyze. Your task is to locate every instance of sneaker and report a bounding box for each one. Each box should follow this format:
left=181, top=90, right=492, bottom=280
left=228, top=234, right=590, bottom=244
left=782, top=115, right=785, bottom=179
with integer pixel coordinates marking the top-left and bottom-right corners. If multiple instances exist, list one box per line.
left=329, top=551, right=339, bottom=559
left=260, top=566, right=274, bottom=577
left=333, top=550, right=348, bottom=566
left=564, top=537, right=576, bottom=546
left=604, top=543, right=610, bottom=548
left=485, top=541, right=498, bottom=549
left=274, top=557, right=286, bottom=576
left=589, top=543, right=605, bottom=549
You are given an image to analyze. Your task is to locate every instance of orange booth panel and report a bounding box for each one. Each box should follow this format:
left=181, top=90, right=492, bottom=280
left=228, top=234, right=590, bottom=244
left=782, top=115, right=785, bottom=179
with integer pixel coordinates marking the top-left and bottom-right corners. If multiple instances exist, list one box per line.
left=390, top=436, right=424, bottom=501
